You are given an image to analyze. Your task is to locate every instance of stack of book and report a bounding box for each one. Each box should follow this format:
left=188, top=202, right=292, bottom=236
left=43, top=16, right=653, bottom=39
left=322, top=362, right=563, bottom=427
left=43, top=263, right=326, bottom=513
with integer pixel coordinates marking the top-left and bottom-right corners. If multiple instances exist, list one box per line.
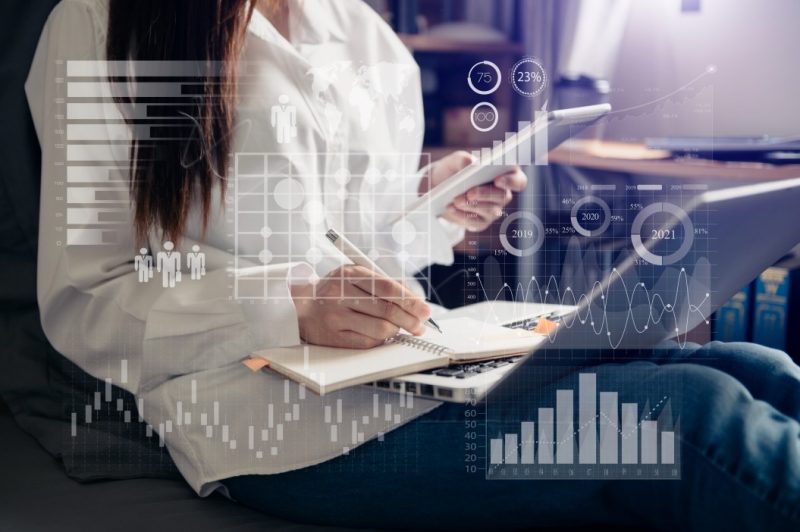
left=713, top=253, right=800, bottom=360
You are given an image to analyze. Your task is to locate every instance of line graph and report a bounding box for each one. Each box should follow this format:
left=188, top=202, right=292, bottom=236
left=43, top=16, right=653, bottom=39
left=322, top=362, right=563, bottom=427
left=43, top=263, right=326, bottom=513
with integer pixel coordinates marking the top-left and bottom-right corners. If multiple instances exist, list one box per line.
left=605, top=64, right=717, bottom=119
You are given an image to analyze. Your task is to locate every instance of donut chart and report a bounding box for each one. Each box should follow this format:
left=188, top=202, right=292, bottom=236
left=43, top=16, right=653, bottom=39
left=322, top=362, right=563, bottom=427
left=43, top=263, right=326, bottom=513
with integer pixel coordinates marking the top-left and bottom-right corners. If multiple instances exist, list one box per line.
left=468, top=60, right=502, bottom=95
left=570, top=196, right=611, bottom=237
left=470, top=102, right=499, bottom=132
left=630, top=202, right=694, bottom=266
left=499, top=211, right=545, bottom=257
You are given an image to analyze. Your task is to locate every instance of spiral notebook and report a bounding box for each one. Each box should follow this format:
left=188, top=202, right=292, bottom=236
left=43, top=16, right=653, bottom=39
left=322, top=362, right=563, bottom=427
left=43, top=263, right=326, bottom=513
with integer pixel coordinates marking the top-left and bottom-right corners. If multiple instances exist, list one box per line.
left=250, top=317, right=545, bottom=395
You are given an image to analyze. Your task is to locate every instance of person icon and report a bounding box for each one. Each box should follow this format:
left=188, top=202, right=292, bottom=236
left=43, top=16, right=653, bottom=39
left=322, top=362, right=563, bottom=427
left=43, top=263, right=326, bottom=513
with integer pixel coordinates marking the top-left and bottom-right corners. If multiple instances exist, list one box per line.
left=270, top=94, right=297, bottom=144
left=156, top=241, right=181, bottom=288
left=134, top=248, right=153, bottom=283
left=186, top=244, right=206, bottom=280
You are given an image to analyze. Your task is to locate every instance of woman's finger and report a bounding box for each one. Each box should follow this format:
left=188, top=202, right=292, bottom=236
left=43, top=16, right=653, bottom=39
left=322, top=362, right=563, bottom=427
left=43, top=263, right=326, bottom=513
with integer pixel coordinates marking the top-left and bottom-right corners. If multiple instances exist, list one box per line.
left=493, top=168, right=527, bottom=192
left=442, top=150, right=475, bottom=172
left=443, top=205, right=492, bottom=232
left=453, top=195, right=505, bottom=216
left=344, top=284, right=426, bottom=335
left=341, top=266, right=430, bottom=320
left=464, top=185, right=512, bottom=206
left=329, top=329, right=384, bottom=349
left=469, top=206, right=503, bottom=223
left=340, top=309, right=400, bottom=341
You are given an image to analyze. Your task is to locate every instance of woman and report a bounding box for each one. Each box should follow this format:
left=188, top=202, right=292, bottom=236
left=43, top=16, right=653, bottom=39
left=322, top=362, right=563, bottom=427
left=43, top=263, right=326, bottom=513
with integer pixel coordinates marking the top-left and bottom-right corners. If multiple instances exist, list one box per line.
left=26, top=0, right=800, bottom=530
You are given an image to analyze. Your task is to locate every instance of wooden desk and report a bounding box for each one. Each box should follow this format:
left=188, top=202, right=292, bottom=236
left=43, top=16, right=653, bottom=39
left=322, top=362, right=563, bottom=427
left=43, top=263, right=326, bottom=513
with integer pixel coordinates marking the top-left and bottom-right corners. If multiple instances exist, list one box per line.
left=549, top=140, right=800, bottom=181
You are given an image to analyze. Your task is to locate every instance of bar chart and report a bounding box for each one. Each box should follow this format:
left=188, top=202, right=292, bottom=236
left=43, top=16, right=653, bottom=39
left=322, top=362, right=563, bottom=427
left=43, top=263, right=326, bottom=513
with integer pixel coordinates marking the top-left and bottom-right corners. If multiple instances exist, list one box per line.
left=60, top=60, right=230, bottom=245
left=485, top=368, right=680, bottom=480
left=469, top=111, right=550, bottom=167
left=63, top=61, right=131, bottom=245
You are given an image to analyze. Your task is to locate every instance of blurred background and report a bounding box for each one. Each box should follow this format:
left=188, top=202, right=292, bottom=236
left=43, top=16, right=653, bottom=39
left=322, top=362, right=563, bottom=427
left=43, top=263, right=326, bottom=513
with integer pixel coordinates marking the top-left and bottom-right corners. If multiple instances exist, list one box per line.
left=366, top=0, right=800, bottom=358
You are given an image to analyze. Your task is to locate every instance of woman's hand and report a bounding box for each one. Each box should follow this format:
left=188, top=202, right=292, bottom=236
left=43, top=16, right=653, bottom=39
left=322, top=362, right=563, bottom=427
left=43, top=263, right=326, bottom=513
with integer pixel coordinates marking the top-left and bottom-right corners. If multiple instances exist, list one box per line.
left=420, top=151, right=528, bottom=232
left=290, top=265, right=431, bottom=349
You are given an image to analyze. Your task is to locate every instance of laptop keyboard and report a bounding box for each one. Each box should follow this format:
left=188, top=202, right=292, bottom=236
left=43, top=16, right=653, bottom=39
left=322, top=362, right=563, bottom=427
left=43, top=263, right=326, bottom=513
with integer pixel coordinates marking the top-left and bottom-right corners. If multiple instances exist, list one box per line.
left=503, top=316, right=546, bottom=331
left=421, top=356, right=523, bottom=379
left=417, top=316, right=549, bottom=379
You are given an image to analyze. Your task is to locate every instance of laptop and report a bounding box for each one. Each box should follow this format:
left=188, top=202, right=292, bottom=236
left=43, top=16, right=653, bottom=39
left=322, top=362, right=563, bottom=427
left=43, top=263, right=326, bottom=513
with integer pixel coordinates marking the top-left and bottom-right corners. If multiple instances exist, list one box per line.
left=372, top=176, right=800, bottom=403
left=371, top=302, right=575, bottom=402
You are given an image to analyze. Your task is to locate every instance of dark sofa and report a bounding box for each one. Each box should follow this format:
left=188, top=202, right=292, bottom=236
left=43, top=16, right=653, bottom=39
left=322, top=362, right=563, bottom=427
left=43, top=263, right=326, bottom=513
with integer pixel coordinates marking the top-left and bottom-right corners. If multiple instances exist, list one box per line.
left=0, top=400, right=360, bottom=532
left=0, top=2, right=356, bottom=530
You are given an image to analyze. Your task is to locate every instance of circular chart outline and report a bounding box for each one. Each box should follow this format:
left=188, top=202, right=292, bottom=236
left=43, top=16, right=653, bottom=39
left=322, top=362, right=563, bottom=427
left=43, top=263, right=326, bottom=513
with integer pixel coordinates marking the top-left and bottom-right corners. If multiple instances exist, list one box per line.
left=630, top=202, right=695, bottom=266
left=510, top=57, right=548, bottom=98
left=470, top=102, right=499, bottom=132
left=570, top=196, right=612, bottom=237
left=499, top=211, right=545, bottom=257
left=467, top=60, right=502, bottom=95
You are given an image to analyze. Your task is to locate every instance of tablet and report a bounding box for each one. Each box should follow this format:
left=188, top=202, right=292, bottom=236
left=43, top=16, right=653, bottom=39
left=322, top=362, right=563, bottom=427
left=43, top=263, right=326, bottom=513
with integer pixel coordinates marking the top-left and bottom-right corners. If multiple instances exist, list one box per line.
left=397, top=104, right=611, bottom=222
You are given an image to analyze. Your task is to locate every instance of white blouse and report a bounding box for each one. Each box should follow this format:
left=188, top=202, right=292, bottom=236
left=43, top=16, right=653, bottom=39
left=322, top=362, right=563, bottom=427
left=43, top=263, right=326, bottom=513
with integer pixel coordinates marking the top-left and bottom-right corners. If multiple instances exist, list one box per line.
left=27, top=0, right=461, bottom=495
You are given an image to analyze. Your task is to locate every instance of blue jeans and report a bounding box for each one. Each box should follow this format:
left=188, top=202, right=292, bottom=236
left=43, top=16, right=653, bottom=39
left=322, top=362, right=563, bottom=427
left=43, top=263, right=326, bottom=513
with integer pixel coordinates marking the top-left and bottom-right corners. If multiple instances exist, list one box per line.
left=224, top=342, right=800, bottom=531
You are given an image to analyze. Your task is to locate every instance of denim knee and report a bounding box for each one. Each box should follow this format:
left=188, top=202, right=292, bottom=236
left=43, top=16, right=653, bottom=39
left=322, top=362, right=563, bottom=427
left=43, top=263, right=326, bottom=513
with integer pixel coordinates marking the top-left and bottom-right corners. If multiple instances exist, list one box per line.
left=706, top=340, right=794, bottom=364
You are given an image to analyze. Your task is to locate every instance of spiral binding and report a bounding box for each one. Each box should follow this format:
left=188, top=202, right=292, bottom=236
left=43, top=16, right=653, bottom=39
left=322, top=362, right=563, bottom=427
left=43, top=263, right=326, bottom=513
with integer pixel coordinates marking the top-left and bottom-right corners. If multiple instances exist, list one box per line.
left=385, top=334, right=454, bottom=356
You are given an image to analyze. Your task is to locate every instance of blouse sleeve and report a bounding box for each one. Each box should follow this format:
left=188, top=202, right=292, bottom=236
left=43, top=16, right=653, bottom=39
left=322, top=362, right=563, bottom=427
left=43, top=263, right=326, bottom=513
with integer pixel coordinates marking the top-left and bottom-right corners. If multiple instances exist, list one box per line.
left=347, top=2, right=464, bottom=275
left=26, top=0, right=311, bottom=396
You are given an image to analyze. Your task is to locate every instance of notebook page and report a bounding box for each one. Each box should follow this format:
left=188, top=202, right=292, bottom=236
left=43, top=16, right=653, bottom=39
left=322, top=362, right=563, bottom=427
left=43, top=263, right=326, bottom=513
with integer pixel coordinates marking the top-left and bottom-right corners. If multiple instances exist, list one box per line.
left=432, top=317, right=546, bottom=361
left=256, top=341, right=448, bottom=394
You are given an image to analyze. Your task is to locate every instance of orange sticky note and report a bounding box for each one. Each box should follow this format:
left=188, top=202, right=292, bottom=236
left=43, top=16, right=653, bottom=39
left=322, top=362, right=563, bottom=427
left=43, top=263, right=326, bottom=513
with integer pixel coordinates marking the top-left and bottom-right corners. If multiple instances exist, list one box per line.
left=534, top=318, right=559, bottom=335
left=243, top=357, right=269, bottom=372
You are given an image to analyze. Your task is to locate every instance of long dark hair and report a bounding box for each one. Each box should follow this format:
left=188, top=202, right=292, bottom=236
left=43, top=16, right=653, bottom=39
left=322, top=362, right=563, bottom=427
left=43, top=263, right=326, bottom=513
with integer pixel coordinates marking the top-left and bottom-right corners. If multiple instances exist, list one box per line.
left=107, top=0, right=258, bottom=244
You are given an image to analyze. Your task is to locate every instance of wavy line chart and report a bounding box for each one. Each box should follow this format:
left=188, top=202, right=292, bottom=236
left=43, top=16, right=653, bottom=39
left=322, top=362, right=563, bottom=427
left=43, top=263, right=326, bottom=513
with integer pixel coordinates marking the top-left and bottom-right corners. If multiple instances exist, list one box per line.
left=469, top=249, right=711, bottom=350
left=474, top=263, right=710, bottom=349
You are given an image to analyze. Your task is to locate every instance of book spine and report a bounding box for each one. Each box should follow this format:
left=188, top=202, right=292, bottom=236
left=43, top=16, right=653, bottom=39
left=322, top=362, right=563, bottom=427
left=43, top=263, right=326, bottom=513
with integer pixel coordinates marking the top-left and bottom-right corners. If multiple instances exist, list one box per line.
left=790, top=268, right=800, bottom=361
left=712, top=284, right=752, bottom=342
left=752, top=267, right=791, bottom=352
left=391, top=0, right=418, bottom=34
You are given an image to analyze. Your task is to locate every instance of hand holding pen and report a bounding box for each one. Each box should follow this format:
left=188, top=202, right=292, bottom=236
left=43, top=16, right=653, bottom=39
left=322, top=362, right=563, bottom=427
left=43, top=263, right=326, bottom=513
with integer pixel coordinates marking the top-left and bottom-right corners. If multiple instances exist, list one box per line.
left=287, top=229, right=437, bottom=349
left=325, top=229, right=442, bottom=334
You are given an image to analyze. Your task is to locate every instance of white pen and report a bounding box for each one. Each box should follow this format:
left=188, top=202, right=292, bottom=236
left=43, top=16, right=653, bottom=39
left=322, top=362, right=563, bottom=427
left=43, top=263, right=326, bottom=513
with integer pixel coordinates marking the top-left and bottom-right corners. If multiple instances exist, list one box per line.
left=325, top=228, right=442, bottom=334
